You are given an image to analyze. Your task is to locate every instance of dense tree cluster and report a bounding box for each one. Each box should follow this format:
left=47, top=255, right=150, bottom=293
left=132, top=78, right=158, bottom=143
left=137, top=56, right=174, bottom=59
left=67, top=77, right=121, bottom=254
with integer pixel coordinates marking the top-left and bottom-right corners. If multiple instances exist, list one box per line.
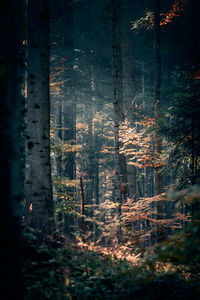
left=1, top=0, right=200, bottom=298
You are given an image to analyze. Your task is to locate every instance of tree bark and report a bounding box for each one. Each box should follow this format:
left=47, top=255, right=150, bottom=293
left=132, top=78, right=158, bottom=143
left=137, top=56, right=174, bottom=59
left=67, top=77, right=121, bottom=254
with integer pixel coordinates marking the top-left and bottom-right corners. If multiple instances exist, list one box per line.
left=86, top=66, right=95, bottom=207
left=80, top=177, right=85, bottom=232
left=111, top=0, right=124, bottom=242
left=25, top=0, right=55, bottom=240
left=154, top=0, right=163, bottom=196
left=62, top=0, right=76, bottom=236
left=121, top=0, right=136, bottom=200
left=85, top=60, right=96, bottom=225
left=154, top=0, right=164, bottom=242
left=56, top=98, right=63, bottom=229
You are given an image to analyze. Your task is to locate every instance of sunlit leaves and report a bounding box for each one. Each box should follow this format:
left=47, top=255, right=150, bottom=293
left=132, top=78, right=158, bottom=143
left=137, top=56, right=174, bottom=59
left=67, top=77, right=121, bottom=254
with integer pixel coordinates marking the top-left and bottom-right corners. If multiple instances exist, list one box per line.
left=131, top=0, right=186, bottom=30
left=160, top=0, right=186, bottom=26
left=119, top=117, right=157, bottom=168
left=131, top=11, right=154, bottom=30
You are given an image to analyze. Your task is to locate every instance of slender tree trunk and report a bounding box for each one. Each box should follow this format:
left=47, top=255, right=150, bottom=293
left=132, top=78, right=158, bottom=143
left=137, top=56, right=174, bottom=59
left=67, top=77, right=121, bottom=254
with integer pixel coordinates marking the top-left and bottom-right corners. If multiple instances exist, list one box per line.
left=111, top=0, right=123, bottom=242
left=56, top=98, right=63, bottom=228
left=111, top=0, right=122, bottom=205
left=86, top=64, right=95, bottom=206
left=25, top=0, right=55, bottom=240
left=63, top=95, right=76, bottom=236
left=0, top=0, right=24, bottom=297
left=84, top=58, right=97, bottom=235
left=93, top=132, right=100, bottom=239
left=80, top=177, right=85, bottom=232
left=121, top=0, right=136, bottom=200
left=154, top=0, right=163, bottom=196
left=191, top=117, right=199, bottom=217
left=57, top=99, right=63, bottom=176
left=60, top=0, right=76, bottom=236
left=63, top=87, right=76, bottom=236
left=191, top=117, right=195, bottom=185
left=154, top=0, right=164, bottom=242
left=95, top=160, right=100, bottom=207
left=140, top=62, right=150, bottom=199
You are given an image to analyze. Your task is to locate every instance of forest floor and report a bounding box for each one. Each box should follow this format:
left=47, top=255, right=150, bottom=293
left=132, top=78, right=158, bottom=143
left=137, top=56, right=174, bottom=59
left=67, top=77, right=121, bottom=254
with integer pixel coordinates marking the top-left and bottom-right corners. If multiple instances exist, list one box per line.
left=23, top=231, right=200, bottom=300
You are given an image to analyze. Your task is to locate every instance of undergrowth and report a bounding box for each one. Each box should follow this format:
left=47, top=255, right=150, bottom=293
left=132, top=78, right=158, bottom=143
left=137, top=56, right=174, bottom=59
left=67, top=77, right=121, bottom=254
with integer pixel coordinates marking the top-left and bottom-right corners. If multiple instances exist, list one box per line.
left=22, top=225, right=200, bottom=300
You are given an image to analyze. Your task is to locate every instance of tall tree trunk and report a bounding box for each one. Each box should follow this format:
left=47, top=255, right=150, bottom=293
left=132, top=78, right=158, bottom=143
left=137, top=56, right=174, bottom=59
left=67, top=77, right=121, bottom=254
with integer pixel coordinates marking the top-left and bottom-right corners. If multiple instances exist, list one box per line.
left=154, top=0, right=164, bottom=242
left=94, top=157, right=100, bottom=240
left=94, top=133, right=100, bottom=208
left=86, top=65, right=95, bottom=206
left=111, top=0, right=124, bottom=242
left=57, top=99, right=63, bottom=176
left=121, top=0, right=136, bottom=200
left=25, top=0, right=55, bottom=240
left=154, top=0, right=163, bottom=196
left=0, top=0, right=24, bottom=297
left=86, top=60, right=96, bottom=227
left=56, top=98, right=63, bottom=229
left=191, top=116, right=195, bottom=185
left=63, top=89, right=76, bottom=236
left=62, top=0, right=76, bottom=236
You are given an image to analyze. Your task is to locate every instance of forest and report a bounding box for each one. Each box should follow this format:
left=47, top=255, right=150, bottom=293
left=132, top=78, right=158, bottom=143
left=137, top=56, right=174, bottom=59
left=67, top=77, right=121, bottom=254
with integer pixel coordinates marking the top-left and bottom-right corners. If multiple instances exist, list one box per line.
left=1, top=0, right=200, bottom=299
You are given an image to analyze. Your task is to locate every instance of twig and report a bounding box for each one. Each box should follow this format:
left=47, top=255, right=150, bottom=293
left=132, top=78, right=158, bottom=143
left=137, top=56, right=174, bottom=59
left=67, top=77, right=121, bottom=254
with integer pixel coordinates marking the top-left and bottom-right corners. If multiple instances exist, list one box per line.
left=124, top=96, right=137, bottom=118
left=80, top=177, right=85, bottom=231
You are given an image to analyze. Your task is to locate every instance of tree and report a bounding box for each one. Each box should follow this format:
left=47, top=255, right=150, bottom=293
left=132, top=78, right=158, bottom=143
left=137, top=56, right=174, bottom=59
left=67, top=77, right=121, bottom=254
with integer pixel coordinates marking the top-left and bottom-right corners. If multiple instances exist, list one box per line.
left=161, top=70, right=200, bottom=186
left=25, top=0, right=55, bottom=240
left=121, top=0, right=137, bottom=200
left=60, top=0, right=76, bottom=236
left=153, top=0, right=165, bottom=242
left=154, top=0, right=163, bottom=196
left=0, top=0, right=24, bottom=297
left=111, top=0, right=124, bottom=241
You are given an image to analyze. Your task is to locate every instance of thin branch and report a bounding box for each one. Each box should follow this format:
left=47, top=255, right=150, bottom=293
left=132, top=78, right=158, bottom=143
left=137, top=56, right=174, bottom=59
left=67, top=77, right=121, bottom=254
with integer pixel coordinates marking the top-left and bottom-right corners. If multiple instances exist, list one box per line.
left=124, top=96, right=136, bottom=118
